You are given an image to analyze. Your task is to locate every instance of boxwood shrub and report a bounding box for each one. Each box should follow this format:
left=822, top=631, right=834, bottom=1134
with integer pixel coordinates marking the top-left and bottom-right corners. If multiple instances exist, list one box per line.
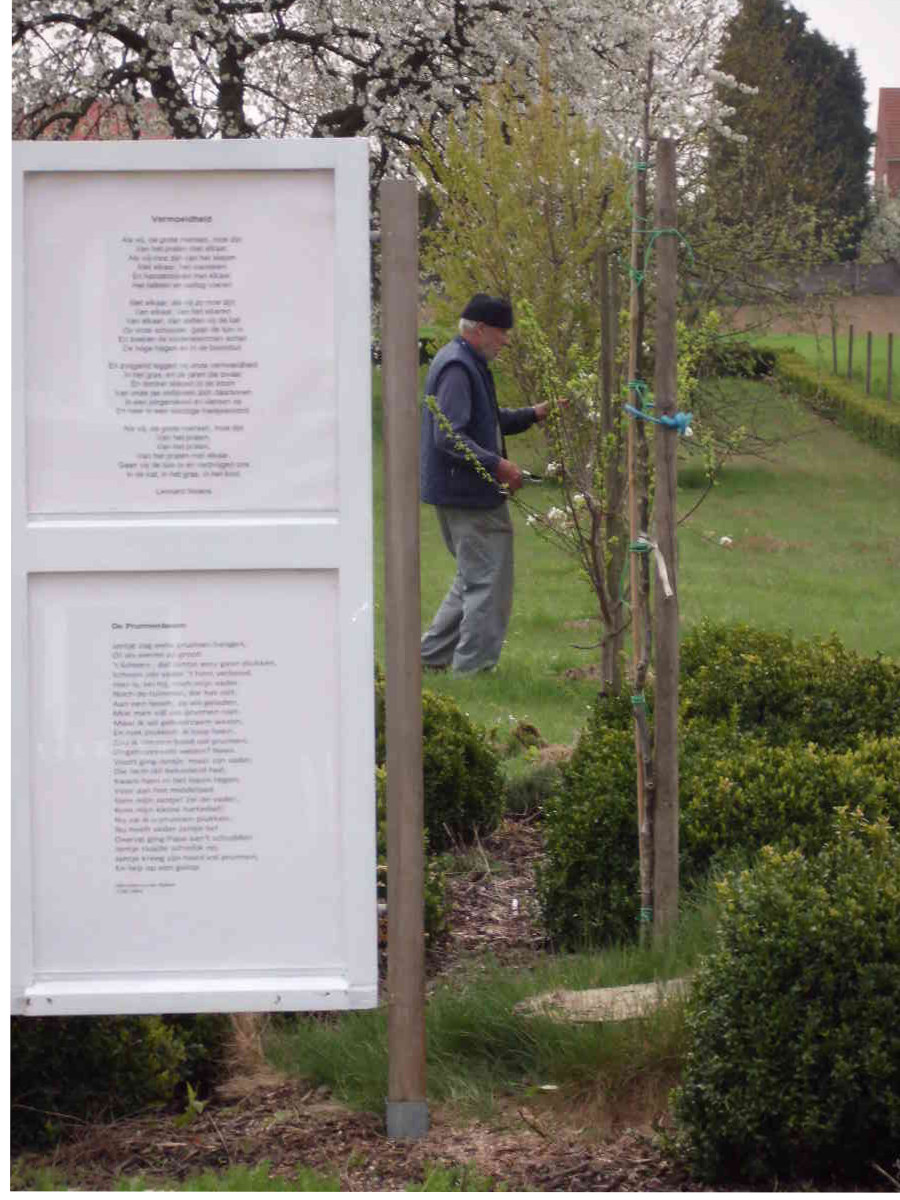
left=539, top=717, right=900, bottom=949
left=538, top=623, right=900, bottom=948
left=374, top=765, right=449, bottom=945
left=680, top=725, right=900, bottom=882
left=537, top=719, right=637, bottom=948
left=375, top=669, right=504, bottom=851
left=11, top=1013, right=230, bottom=1149
left=674, top=810, right=900, bottom=1186
left=681, top=620, right=900, bottom=748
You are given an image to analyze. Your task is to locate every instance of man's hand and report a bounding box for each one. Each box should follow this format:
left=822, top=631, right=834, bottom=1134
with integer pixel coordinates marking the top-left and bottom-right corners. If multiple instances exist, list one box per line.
left=496, top=457, right=524, bottom=492
left=534, top=397, right=568, bottom=422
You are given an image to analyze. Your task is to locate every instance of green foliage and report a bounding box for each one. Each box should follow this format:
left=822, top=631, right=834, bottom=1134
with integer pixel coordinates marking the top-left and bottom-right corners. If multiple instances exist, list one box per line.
left=712, top=0, right=871, bottom=258
left=375, top=765, right=451, bottom=945
left=407, top=1162, right=501, bottom=1191
left=11, top=1013, right=230, bottom=1149
left=774, top=349, right=900, bottom=459
left=113, top=1162, right=340, bottom=1191
left=679, top=725, right=900, bottom=883
left=503, top=760, right=563, bottom=817
left=415, top=66, right=628, bottom=377
left=538, top=623, right=900, bottom=949
left=680, top=619, right=900, bottom=747
left=536, top=717, right=638, bottom=948
left=674, top=810, right=900, bottom=1186
left=679, top=321, right=775, bottom=386
left=375, top=669, right=504, bottom=852
left=0, top=1159, right=343, bottom=1193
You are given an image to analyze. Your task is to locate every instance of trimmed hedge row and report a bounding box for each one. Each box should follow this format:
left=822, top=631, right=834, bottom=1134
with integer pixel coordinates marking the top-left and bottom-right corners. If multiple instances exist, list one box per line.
left=538, top=623, right=900, bottom=948
left=773, top=348, right=900, bottom=458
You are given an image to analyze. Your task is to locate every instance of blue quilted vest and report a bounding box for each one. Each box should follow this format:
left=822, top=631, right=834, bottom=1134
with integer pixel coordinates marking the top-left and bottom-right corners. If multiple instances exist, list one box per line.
left=420, top=337, right=506, bottom=509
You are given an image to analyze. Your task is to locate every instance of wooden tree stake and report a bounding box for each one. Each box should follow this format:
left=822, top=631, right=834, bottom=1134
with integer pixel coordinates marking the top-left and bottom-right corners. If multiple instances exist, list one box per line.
left=626, top=143, right=654, bottom=943
left=651, top=139, right=679, bottom=939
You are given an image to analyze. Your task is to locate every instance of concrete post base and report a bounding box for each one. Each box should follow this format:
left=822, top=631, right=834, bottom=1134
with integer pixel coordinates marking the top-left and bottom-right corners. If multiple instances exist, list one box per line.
left=385, top=1099, right=430, bottom=1139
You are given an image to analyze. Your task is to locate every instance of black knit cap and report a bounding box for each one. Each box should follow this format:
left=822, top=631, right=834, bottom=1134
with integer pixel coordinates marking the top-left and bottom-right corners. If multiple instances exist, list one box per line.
left=461, top=293, right=514, bottom=329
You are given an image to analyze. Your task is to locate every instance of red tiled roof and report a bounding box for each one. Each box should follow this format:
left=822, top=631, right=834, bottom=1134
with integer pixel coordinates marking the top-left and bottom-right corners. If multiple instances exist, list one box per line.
left=17, top=97, right=172, bottom=141
left=69, top=98, right=172, bottom=140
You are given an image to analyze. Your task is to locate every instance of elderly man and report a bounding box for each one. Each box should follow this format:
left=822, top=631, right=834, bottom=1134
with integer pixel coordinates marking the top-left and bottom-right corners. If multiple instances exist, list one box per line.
left=419, top=292, right=553, bottom=673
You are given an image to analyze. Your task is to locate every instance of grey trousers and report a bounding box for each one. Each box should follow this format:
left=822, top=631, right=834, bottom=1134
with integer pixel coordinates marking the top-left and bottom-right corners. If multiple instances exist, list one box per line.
left=421, top=503, right=514, bottom=674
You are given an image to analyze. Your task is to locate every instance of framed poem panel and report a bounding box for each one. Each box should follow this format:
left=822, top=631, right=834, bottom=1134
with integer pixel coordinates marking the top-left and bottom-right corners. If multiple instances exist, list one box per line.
left=12, top=139, right=376, bottom=1015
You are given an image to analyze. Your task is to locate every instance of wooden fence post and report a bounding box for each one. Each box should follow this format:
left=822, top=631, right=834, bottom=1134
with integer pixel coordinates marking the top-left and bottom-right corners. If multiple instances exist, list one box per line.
left=847, top=324, right=854, bottom=381
left=888, top=334, right=894, bottom=403
left=866, top=331, right=873, bottom=396
left=651, top=138, right=679, bottom=939
left=380, top=179, right=429, bottom=1139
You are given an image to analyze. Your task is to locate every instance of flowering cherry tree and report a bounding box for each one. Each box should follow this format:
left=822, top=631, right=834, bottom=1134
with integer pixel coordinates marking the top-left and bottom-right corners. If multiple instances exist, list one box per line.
left=14, top=0, right=750, bottom=178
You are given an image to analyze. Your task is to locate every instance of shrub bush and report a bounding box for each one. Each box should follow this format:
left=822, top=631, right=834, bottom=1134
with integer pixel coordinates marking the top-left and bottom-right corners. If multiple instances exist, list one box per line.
left=538, top=681, right=900, bottom=948
left=374, top=765, right=450, bottom=944
left=536, top=715, right=638, bottom=948
left=680, top=724, right=900, bottom=882
left=375, top=670, right=504, bottom=851
left=11, top=1012, right=231, bottom=1149
left=681, top=620, right=900, bottom=748
left=674, top=810, right=900, bottom=1186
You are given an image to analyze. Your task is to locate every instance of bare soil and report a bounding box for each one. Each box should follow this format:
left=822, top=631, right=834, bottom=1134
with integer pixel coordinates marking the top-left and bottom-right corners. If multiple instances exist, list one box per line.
left=729, top=294, right=900, bottom=336
left=11, top=813, right=707, bottom=1192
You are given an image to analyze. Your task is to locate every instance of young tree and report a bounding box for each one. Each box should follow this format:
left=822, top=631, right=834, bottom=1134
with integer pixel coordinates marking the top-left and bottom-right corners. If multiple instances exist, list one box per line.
left=417, top=73, right=634, bottom=690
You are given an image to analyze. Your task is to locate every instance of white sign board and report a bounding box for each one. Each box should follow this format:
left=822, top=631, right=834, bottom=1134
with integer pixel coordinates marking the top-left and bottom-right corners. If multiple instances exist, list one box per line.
left=12, top=139, right=377, bottom=1015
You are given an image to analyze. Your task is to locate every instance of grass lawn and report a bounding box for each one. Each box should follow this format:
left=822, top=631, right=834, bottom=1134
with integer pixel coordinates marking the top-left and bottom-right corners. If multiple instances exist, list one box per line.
left=373, top=369, right=900, bottom=746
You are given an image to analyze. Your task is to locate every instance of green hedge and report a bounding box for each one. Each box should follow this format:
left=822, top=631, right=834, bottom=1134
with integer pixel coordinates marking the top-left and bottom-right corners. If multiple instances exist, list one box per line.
left=538, top=717, right=900, bottom=948
left=773, top=348, right=900, bottom=458
left=674, top=810, right=900, bottom=1186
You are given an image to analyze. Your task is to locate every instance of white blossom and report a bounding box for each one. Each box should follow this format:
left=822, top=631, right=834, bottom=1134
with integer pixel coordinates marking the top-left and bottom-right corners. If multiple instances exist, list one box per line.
left=12, top=0, right=751, bottom=175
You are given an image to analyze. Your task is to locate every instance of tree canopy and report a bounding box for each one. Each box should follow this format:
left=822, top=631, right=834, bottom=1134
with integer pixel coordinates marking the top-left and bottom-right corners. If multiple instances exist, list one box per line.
left=13, top=0, right=750, bottom=181
left=711, top=0, right=873, bottom=255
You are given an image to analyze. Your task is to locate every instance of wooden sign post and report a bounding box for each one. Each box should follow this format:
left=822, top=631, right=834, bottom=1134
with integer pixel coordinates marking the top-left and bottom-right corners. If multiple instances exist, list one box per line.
left=380, top=180, right=429, bottom=1138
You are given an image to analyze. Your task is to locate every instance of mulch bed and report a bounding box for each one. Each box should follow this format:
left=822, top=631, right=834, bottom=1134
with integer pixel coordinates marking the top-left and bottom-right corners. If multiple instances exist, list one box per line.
left=13, top=1073, right=700, bottom=1192
left=12, top=812, right=706, bottom=1192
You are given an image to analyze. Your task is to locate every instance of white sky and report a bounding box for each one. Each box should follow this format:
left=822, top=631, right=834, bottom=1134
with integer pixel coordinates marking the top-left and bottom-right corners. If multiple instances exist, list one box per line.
left=791, top=0, right=897, bottom=133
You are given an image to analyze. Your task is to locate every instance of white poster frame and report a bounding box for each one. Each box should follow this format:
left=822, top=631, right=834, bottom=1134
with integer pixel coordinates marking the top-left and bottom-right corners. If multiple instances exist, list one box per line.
left=11, top=138, right=377, bottom=1016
